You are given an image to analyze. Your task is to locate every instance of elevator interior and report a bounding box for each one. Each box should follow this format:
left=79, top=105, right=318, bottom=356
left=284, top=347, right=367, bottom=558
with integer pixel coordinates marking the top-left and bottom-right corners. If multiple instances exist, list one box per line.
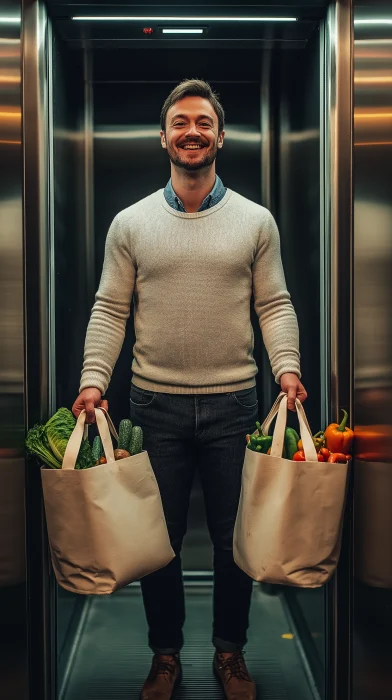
left=23, top=2, right=347, bottom=699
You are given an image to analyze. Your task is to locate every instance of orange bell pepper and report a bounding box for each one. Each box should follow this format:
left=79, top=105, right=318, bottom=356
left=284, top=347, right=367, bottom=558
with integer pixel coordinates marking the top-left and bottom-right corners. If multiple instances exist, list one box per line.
left=324, top=410, right=354, bottom=454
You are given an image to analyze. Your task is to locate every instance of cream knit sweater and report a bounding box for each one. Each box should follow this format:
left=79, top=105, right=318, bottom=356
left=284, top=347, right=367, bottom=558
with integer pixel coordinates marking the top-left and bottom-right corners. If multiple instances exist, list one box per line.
left=79, top=189, right=301, bottom=395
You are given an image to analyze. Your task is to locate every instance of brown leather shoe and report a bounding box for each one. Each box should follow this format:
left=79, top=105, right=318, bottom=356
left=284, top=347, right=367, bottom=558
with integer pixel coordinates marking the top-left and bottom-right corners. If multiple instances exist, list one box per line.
left=213, top=651, right=256, bottom=699
left=140, top=654, right=182, bottom=700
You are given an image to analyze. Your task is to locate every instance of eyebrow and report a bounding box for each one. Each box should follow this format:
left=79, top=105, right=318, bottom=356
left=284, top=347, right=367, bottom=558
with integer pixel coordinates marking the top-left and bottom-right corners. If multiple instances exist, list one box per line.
left=170, top=113, right=214, bottom=123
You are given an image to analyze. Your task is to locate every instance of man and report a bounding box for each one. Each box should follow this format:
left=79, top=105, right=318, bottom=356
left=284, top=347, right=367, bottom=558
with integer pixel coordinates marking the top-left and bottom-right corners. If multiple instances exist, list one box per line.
left=72, top=79, right=307, bottom=700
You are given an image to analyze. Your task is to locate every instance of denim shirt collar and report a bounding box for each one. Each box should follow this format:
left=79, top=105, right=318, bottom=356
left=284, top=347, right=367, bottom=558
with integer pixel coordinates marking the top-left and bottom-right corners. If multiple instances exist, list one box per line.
left=164, top=174, right=226, bottom=213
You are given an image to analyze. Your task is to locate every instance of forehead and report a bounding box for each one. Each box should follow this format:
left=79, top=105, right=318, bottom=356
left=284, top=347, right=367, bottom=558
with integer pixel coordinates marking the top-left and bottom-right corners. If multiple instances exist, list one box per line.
left=167, top=96, right=217, bottom=123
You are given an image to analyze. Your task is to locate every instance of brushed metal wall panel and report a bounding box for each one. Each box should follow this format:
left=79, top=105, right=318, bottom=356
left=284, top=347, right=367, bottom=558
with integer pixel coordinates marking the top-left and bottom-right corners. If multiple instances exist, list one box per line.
left=352, top=3, right=392, bottom=699
left=0, top=1, right=28, bottom=699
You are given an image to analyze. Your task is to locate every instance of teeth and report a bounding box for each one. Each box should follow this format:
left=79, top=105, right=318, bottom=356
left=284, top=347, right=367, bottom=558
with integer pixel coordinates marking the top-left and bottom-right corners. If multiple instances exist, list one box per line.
left=183, top=145, right=202, bottom=149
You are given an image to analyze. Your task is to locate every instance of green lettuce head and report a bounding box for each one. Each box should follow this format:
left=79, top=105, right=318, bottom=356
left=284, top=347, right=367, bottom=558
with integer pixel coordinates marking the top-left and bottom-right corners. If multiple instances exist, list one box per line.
left=26, top=407, right=94, bottom=470
left=45, top=408, right=94, bottom=469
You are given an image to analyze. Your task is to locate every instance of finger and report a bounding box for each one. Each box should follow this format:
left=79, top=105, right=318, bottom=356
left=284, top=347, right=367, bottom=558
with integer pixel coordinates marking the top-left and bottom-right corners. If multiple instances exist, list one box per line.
left=297, top=391, right=308, bottom=403
left=100, top=399, right=109, bottom=412
left=72, top=401, right=81, bottom=418
left=85, top=401, right=96, bottom=424
left=287, top=388, right=297, bottom=412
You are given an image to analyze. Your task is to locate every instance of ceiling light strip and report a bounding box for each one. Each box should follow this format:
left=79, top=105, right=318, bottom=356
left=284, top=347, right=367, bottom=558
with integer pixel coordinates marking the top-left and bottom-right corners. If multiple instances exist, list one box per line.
left=162, top=29, right=204, bottom=34
left=354, top=19, right=392, bottom=25
left=72, top=16, right=297, bottom=23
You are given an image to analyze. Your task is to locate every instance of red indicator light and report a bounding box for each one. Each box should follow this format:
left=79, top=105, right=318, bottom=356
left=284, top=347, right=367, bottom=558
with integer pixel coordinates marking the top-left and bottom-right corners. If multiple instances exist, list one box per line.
left=143, top=27, right=154, bottom=35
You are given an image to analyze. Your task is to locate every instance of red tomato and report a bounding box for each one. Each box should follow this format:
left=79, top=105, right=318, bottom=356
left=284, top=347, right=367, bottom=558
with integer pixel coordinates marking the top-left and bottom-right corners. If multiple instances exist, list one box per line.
left=294, top=450, right=325, bottom=462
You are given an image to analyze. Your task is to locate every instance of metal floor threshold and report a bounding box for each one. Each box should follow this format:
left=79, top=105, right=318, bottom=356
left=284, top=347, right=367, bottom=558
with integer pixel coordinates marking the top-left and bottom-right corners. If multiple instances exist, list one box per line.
left=60, top=585, right=316, bottom=700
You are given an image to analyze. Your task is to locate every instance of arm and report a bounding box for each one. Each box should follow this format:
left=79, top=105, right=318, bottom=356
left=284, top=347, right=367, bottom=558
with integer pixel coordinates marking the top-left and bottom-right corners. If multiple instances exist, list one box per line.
left=74, top=214, right=136, bottom=419
left=253, top=210, right=307, bottom=410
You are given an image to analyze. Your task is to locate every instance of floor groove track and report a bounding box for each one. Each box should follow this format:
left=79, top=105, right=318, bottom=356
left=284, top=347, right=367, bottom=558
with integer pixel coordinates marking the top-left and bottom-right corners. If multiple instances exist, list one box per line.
left=62, top=586, right=315, bottom=700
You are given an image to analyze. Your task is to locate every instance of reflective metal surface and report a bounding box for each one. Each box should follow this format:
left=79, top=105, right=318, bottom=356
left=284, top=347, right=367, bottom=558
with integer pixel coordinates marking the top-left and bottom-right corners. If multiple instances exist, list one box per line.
left=352, top=2, right=392, bottom=698
left=0, top=2, right=28, bottom=699
left=325, top=0, right=353, bottom=424
left=323, top=4, right=353, bottom=700
left=17, top=3, right=363, bottom=699
left=22, top=1, right=55, bottom=698
left=49, top=32, right=94, bottom=696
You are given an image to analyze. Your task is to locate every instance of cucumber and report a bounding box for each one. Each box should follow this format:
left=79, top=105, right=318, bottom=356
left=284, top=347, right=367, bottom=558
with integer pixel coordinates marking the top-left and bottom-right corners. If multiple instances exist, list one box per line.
left=92, top=436, right=103, bottom=463
left=284, top=427, right=300, bottom=460
left=118, top=419, right=133, bottom=451
left=129, top=426, right=143, bottom=455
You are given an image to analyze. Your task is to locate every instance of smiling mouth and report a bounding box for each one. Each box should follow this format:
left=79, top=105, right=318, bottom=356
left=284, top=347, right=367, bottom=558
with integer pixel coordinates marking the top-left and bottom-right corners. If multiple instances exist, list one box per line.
left=180, top=144, right=205, bottom=150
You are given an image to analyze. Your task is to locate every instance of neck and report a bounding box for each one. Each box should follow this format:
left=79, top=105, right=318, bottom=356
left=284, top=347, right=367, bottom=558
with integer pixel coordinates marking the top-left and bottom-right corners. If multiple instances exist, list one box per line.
left=170, top=165, right=216, bottom=213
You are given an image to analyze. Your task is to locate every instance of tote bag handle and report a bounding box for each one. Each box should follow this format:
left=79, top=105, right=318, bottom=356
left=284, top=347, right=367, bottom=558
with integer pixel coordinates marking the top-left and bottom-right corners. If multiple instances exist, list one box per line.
left=260, top=391, right=313, bottom=438
left=94, top=406, right=119, bottom=442
left=269, top=394, right=318, bottom=461
left=260, top=391, right=287, bottom=435
left=62, top=408, right=116, bottom=470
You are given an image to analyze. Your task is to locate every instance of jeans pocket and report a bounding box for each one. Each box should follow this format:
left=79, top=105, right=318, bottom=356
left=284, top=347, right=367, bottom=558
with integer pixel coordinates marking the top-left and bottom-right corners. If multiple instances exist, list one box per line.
left=130, top=384, right=156, bottom=407
left=232, top=386, right=258, bottom=409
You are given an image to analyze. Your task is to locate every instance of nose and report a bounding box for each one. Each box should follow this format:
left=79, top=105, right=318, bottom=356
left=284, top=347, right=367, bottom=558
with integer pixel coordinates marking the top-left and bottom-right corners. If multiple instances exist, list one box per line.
left=185, top=123, right=201, bottom=138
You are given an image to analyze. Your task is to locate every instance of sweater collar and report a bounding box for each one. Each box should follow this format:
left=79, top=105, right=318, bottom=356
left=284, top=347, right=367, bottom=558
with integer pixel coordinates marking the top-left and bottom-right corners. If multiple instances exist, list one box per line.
left=164, top=174, right=226, bottom=213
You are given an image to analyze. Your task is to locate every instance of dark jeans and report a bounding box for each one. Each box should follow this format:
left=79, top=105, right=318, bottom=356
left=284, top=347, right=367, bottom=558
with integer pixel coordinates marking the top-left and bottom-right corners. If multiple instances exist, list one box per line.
left=129, top=382, right=259, bottom=654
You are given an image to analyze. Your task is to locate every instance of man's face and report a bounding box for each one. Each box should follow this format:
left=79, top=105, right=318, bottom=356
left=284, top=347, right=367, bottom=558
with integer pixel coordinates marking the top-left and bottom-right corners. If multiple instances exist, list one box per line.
left=160, top=96, right=224, bottom=171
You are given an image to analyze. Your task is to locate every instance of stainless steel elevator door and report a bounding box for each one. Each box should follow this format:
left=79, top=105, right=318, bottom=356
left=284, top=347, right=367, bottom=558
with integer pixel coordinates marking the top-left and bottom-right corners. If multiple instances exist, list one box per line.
left=92, top=49, right=263, bottom=569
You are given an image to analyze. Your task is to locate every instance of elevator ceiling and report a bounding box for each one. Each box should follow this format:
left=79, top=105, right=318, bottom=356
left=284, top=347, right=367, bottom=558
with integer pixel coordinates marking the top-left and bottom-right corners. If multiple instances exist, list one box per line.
left=46, top=2, right=329, bottom=48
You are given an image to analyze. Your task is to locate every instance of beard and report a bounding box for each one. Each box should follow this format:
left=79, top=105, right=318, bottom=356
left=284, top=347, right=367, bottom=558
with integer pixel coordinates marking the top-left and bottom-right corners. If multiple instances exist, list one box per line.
left=166, top=141, right=219, bottom=171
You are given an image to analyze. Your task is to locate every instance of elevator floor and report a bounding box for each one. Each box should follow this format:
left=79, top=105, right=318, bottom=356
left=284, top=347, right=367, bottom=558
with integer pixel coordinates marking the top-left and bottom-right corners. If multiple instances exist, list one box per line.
left=60, top=585, right=316, bottom=700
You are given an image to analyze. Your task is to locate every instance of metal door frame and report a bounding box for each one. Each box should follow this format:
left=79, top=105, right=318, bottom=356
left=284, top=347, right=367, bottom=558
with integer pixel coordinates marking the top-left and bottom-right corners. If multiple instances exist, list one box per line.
left=21, top=2, right=354, bottom=699
left=321, top=2, right=353, bottom=700
left=22, top=1, right=57, bottom=698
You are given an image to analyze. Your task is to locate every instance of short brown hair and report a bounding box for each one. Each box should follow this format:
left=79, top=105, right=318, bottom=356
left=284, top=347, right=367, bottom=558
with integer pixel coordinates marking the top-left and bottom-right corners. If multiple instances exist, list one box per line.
left=160, top=79, right=225, bottom=133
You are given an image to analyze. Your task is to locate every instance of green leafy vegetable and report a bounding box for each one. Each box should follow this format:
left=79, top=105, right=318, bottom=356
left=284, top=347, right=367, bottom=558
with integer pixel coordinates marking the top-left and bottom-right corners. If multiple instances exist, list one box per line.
left=26, top=424, right=62, bottom=470
left=26, top=408, right=95, bottom=470
left=46, top=408, right=77, bottom=461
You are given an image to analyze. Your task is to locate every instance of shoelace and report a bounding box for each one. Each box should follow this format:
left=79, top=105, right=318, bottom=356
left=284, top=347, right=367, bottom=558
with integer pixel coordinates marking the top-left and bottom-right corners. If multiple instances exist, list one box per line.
left=217, top=651, right=252, bottom=682
left=149, top=657, right=177, bottom=681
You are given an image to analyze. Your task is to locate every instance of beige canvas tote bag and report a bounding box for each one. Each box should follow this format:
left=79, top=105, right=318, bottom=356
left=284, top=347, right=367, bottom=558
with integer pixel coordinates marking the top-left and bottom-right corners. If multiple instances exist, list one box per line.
left=41, top=408, right=175, bottom=595
left=234, top=393, right=349, bottom=587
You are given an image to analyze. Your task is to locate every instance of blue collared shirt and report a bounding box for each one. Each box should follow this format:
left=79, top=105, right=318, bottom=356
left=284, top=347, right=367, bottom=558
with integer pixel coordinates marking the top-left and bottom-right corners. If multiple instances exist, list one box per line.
left=164, top=175, right=226, bottom=213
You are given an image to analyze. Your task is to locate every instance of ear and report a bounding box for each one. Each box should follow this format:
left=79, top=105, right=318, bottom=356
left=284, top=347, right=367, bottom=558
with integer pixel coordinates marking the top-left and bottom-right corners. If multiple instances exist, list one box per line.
left=160, top=130, right=167, bottom=149
left=217, top=130, right=225, bottom=149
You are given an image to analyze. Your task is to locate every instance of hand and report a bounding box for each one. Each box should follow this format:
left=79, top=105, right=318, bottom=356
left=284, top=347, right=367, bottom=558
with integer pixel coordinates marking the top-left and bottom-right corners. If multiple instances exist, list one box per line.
left=279, top=373, right=307, bottom=412
left=72, top=388, right=109, bottom=424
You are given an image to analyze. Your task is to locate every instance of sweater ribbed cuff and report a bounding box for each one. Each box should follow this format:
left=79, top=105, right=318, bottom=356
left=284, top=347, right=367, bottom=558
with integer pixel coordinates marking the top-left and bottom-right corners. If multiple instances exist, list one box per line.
left=79, top=373, right=107, bottom=396
left=275, top=368, right=301, bottom=384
